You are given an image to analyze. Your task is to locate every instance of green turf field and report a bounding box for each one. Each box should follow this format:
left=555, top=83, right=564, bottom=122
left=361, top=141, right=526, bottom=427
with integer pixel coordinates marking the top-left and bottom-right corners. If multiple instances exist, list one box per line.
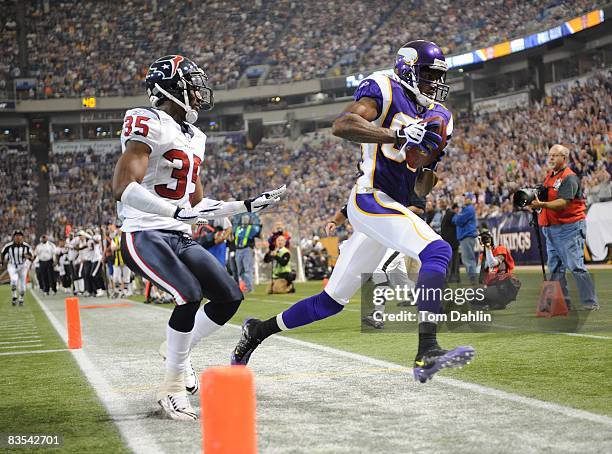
left=0, top=288, right=127, bottom=453
left=137, top=268, right=611, bottom=416
left=225, top=269, right=612, bottom=416
left=0, top=269, right=609, bottom=452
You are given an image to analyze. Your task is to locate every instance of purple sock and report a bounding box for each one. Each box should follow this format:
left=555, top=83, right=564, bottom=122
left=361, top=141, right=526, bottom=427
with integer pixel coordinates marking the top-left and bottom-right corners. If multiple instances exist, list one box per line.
left=416, top=240, right=452, bottom=314
left=281, top=291, right=344, bottom=329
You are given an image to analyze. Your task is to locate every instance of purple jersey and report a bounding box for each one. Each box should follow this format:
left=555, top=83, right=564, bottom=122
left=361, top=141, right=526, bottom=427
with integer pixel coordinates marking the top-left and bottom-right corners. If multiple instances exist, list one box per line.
left=354, top=72, right=453, bottom=206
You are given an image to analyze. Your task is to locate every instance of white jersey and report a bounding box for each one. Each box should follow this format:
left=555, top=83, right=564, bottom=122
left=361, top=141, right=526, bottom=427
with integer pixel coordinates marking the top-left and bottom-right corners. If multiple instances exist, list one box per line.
left=76, top=238, right=90, bottom=263
left=67, top=238, right=79, bottom=261
left=118, top=107, right=207, bottom=234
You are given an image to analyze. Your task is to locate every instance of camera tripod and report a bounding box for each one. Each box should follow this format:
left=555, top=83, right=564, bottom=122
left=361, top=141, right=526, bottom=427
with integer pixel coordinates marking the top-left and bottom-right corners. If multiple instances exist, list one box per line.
left=528, top=210, right=547, bottom=281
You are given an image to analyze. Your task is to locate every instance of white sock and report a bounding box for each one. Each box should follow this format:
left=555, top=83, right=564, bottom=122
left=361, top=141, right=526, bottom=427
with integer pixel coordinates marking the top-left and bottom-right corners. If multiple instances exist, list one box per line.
left=166, top=325, right=192, bottom=375
left=11, top=286, right=17, bottom=298
left=189, top=306, right=223, bottom=350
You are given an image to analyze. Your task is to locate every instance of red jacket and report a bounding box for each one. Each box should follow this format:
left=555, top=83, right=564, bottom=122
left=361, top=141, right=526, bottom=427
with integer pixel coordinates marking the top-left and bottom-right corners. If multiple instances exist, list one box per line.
left=538, top=167, right=586, bottom=227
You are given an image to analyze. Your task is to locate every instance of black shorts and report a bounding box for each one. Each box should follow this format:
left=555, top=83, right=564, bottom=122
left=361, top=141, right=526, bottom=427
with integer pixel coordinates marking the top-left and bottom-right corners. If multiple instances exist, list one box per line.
left=121, top=230, right=242, bottom=305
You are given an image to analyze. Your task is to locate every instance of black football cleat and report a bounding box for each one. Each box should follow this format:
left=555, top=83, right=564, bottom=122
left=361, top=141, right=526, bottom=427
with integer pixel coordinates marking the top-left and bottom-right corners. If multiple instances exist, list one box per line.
left=413, top=345, right=475, bottom=383
left=362, top=313, right=384, bottom=329
left=231, top=318, right=262, bottom=365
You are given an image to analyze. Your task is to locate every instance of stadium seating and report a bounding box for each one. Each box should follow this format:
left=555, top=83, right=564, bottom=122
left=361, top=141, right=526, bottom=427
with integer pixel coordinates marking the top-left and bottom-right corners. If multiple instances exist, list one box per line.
left=29, top=69, right=607, bottom=241
left=47, top=149, right=120, bottom=241
left=0, top=0, right=598, bottom=97
left=0, top=151, right=38, bottom=243
left=0, top=0, right=18, bottom=100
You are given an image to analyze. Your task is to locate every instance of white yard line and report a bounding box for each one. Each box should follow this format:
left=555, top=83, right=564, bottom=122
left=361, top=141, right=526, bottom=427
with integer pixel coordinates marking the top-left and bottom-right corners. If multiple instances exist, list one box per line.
left=0, top=335, right=42, bottom=340
left=0, top=344, right=44, bottom=349
left=268, top=333, right=612, bottom=427
left=31, top=291, right=163, bottom=454
left=27, top=294, right=610, bottom=453
left=0, top=324, right=37, bottom=329
left=556, top=332, right=612, bottom=340
left=0, top=325, right=38, bottom=331
left=142, top=303, right=612, bottom=426
left=0, top=348, right=69, bottom=357
left=0, top=339, right=44, bottom=345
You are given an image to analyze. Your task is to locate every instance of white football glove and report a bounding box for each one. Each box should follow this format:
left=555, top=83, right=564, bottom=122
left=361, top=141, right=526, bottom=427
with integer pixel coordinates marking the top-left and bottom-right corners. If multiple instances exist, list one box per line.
left=244, top=185, right=287, bottom=213
left=395, top=122, right=426, bottom=153
left=173, top=206, right=205, bottom=225
left=189, top=185, right=287, bottom=223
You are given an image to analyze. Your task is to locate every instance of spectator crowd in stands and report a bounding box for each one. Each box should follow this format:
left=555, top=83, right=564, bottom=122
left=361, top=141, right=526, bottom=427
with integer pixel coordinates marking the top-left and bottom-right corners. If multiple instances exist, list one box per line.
left=1, top=71, right=609, bottom=250
left=0, top=0, right=599, bottom=97
left=47, top=149, right=119, bottom=242
left=0, top=150, right=38, bottom=244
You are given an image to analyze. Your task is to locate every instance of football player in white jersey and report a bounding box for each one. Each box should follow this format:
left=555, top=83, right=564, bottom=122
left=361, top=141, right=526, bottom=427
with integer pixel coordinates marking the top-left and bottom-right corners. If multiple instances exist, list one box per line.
left=112, top=55, right=285, bottom=421
left=231, top=41, right=475, bottom=383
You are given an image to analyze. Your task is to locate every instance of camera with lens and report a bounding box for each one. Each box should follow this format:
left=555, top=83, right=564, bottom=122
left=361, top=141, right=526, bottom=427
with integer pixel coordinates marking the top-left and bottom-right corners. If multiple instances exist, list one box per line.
left=478, top=227, right=493, bottom=247
left=512, top=184, right=547, bottom=209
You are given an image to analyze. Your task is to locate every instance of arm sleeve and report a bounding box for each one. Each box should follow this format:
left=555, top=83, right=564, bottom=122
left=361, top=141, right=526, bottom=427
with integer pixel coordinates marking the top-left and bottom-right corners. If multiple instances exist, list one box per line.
left=121, top=181, right=177, bottom=218
left=353, top=78, right=383, bottom=119
left=485, top=247, right=500, bottom=268
left=557, top=174, right=580, bottom=200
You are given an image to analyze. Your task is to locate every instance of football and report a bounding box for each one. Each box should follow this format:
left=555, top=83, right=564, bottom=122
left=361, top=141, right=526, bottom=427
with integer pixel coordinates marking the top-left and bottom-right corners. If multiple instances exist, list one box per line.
left=405, top=116, right=447, bottom=169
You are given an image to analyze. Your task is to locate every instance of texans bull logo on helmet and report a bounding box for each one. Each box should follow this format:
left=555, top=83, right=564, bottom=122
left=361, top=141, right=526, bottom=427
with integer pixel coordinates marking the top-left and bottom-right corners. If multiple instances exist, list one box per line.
left=146, top=55, right=189, bottom=81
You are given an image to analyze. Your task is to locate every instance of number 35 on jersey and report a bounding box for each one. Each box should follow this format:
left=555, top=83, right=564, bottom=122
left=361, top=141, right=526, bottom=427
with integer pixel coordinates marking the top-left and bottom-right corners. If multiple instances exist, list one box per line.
left=118, top=107, right=207, bottom=232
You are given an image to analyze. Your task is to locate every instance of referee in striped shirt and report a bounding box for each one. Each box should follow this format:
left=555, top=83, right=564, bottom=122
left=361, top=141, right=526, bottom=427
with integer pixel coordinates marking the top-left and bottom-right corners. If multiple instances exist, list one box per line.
left=1, top=231, right=33, bottom=306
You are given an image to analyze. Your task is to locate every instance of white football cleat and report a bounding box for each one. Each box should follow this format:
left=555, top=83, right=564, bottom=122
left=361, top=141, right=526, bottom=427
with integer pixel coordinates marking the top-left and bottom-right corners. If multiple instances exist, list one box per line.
left=158, top=341, right=199, bottom=395
left=185, top=357, right=199, bottom=395
left=157, top=391, right=197, bottom=421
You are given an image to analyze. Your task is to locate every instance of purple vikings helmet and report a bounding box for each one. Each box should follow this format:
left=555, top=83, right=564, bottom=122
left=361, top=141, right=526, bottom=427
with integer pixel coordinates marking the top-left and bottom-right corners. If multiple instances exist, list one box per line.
left=394, top=40, right=449, bottom=103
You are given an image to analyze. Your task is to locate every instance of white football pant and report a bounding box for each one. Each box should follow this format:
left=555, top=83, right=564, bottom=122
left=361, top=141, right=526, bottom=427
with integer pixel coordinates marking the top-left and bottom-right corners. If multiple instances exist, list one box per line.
left=8, top=264, right=28, bottom=295
left=325, top=186, right=440, bottom=305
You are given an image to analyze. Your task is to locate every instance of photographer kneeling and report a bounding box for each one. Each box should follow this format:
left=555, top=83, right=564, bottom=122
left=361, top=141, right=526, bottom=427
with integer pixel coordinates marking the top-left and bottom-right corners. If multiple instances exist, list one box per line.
left=474, top=227, right=520, bottom=310
left=264, top=235, right=296, bottom=294
left=529, top=144, right=599, bottom=310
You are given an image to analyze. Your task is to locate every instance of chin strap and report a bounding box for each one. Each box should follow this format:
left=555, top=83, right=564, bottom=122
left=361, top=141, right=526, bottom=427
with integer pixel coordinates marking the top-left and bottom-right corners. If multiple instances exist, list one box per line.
left=390, top=73, right=433, bottom=108
left=153, top=73, right=198, bottom=124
